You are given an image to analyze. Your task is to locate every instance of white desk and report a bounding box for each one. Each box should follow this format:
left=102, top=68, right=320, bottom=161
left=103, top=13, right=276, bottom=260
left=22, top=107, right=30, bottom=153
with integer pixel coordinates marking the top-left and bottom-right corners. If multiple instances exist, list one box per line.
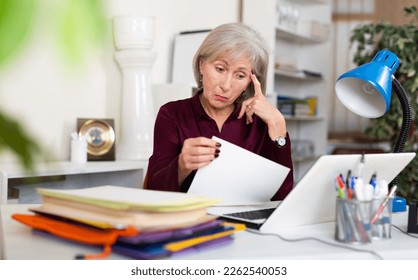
left=2, top=204, right=418, bottom=260
left=0, top=161, right=148, bottom=205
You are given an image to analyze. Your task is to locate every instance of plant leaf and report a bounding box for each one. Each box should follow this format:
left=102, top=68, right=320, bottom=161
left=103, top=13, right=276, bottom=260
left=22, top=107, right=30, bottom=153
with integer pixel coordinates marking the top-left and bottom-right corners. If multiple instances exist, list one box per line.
left=0, top=0, right=35, bottom=68
left=0, top=111, right=41, bottom=171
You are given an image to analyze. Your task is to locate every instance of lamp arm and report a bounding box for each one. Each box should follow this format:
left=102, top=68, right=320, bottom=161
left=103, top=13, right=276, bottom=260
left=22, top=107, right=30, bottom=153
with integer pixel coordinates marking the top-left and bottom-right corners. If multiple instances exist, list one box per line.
left=390, top=77, right=412, bottom=187
left=392, top=77, right=412, bottom=153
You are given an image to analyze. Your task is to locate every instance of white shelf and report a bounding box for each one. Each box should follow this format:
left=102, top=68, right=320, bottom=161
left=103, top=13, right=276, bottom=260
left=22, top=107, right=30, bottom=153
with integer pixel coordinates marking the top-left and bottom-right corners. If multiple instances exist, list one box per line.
left=275, top=69, right=323, bottom=81
left=243, top=0, right=331, bottom=181
left=284, top=115, right=324, bottom=121
left=0, top=160, right=148, bottom=204
left=276, top=25, right=328, bottom=44
left=0, top=160, right=148, bottom=179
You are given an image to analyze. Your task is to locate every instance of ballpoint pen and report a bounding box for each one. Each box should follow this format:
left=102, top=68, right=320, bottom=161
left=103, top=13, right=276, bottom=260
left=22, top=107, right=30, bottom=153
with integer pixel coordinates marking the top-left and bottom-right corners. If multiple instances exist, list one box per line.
left=337, top=195, right=361, bottom=242
left=350, top=176, right=357, bottom=199
left=371, top=185, right=397, bottom=224
left=345, top=170, right=352, bottom=199
left=369, top=172, right=377, bottom=189
left=345, top=170, right=351, bottom=188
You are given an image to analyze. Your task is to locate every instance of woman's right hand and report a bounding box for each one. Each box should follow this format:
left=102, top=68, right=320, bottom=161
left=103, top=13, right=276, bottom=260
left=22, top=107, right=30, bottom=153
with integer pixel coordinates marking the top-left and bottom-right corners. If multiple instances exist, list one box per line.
left=178, top=137, right=221, bottom=184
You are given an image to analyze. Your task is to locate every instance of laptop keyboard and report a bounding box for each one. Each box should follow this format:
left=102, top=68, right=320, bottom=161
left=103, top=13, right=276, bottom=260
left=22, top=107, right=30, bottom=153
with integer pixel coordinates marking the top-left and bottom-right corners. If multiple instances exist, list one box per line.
left=224, top=208, right=275, bottom=220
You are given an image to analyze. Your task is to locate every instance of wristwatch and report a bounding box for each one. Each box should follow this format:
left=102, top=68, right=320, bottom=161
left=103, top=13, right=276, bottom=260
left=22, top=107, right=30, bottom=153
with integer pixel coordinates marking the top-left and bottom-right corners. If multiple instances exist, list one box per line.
left=273, top=135, right=286, bottom=148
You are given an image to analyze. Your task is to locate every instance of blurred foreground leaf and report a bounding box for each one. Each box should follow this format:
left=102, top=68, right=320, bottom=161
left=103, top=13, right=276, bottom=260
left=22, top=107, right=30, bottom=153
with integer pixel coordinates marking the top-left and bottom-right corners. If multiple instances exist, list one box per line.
left=57, top=0, right=107, bottom=65
left=0, top=0, right=35, bottom=68
left=0, top=111, right=41, bottom=171
left=0, top=0, right=108, bottom=170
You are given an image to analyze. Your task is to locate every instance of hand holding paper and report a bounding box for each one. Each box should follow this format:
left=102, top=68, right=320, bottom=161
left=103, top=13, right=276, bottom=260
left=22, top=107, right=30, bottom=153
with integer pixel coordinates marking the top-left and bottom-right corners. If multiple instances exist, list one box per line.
left=187, top=136, right=290, bottom=205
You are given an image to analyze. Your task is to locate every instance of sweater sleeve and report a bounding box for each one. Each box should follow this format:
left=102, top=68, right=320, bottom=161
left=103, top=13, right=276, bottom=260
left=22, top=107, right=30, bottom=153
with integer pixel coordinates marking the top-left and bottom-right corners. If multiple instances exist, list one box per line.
left=146, top=105, right=183, bottom=192
left=260, top=132, right=294, bottom=201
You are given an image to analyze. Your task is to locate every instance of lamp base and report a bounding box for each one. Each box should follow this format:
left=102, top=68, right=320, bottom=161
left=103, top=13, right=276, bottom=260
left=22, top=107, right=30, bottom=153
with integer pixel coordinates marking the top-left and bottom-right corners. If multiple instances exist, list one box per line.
left=407, top=201, right=418, bottom=233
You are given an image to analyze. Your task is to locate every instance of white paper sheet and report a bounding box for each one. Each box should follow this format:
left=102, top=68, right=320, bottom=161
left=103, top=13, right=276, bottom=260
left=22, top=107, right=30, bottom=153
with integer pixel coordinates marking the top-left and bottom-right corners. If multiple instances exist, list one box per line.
left=187, top=136, right=290, bottom=205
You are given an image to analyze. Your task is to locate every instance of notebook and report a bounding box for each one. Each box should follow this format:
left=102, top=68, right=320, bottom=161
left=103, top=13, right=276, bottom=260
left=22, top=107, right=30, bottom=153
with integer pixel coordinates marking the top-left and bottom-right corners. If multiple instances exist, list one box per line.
left=208, top=152, right=416, bottom=233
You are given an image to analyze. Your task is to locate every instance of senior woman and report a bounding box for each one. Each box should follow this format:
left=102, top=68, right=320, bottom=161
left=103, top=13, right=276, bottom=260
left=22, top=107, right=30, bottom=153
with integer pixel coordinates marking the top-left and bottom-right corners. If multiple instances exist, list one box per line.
left=146, top=22, right=294, bottom=201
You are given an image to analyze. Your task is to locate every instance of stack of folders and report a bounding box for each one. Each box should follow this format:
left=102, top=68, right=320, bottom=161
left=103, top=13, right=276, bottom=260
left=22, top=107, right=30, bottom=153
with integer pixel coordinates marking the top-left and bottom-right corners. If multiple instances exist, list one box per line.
left=12, top=185, right=245, bottom=259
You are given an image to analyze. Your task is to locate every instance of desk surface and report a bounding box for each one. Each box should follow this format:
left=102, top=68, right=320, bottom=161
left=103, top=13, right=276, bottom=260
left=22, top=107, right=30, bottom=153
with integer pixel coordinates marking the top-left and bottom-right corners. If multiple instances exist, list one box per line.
left=1, top=204, right=418, bottom=260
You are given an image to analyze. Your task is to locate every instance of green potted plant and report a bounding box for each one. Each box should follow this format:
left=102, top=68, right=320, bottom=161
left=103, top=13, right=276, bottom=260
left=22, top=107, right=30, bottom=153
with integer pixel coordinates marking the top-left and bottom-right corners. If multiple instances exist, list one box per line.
left=0, top=0, right=106, bottom=171
left=349, top=6, right=418, bottom=202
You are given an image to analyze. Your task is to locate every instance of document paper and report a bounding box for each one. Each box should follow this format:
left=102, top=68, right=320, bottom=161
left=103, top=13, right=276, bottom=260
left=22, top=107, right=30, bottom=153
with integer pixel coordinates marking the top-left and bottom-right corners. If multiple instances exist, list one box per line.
left=188, top=136, right=290, bottom=205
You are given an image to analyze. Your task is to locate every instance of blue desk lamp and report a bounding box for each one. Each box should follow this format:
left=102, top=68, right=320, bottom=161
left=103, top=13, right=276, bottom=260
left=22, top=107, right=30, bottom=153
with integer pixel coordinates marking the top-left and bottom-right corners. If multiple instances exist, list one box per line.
left=335, top=49, right=412, bottom=210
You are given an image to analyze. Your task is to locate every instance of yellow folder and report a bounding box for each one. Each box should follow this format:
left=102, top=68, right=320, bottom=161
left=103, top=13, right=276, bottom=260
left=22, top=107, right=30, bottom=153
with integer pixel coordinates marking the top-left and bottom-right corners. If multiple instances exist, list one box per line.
left=36, top=185, right=220, bottom=212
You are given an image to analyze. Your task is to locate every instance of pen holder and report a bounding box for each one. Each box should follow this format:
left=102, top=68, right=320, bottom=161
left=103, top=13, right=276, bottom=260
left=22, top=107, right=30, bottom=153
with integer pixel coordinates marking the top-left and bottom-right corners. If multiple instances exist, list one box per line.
left=335, top=198, right=372, bottom=244
left=371, top=197, right=393, bottom=240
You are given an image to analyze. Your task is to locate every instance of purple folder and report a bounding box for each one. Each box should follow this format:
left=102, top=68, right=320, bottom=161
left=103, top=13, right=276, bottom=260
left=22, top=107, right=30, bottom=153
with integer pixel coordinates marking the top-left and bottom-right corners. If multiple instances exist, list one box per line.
left=112, top=236, right=234, bottom=259
left=118, top=219, right=223, bottom=244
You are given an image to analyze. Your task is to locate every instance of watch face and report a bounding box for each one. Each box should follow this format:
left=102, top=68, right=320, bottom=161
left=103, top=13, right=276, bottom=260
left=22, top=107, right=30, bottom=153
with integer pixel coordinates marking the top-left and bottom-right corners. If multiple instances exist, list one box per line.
left=278, top=137, right=286, bottom=146
left=78, top=120, right=115, bottom=156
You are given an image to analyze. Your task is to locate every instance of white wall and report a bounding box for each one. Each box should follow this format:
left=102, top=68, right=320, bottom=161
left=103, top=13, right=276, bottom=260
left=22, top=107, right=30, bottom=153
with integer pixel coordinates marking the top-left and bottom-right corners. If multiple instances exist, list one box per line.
left=0, top=0, right=240, bottom=163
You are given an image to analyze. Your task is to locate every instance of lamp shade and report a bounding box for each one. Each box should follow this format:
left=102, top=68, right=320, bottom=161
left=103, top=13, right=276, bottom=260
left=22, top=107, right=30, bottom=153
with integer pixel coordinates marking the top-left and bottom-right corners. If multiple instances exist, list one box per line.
left=335, top=49, right=400, bottom=118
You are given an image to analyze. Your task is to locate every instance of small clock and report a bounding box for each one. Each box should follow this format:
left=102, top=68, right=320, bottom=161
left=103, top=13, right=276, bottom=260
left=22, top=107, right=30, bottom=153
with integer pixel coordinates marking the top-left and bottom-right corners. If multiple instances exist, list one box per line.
left=77, top=118, right=116, bottom=161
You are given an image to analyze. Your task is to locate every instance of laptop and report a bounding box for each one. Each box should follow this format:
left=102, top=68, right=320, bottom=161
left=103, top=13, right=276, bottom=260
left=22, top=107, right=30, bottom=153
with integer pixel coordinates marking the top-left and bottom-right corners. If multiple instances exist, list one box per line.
left=207, top=152, right=416, bottom=233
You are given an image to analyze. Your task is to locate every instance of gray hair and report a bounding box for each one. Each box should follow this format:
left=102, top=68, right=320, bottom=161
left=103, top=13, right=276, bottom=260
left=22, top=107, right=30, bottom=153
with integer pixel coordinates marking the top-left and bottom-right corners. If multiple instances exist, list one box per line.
left=192, top=22, right=270, bottom=102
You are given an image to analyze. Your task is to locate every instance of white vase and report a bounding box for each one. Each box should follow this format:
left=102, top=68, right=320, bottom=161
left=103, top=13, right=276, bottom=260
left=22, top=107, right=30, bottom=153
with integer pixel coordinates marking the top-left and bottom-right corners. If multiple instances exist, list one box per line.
left=113, top=16, right=155, bottom=50
left=113, top=16, right=157, bottom=160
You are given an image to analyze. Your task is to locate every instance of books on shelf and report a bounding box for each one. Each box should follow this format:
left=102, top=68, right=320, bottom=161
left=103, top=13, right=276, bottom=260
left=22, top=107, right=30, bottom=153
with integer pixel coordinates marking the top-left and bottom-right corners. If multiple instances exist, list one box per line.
left=277, top=96, right=317, bottom=117
left=12, top=185, right=246, bottom=259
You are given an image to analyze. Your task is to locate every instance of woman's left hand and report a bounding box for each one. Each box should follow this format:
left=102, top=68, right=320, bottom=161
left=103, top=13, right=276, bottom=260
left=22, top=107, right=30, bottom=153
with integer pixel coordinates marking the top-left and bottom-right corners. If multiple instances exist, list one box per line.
left=238, top=73, right=287, bottom=140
